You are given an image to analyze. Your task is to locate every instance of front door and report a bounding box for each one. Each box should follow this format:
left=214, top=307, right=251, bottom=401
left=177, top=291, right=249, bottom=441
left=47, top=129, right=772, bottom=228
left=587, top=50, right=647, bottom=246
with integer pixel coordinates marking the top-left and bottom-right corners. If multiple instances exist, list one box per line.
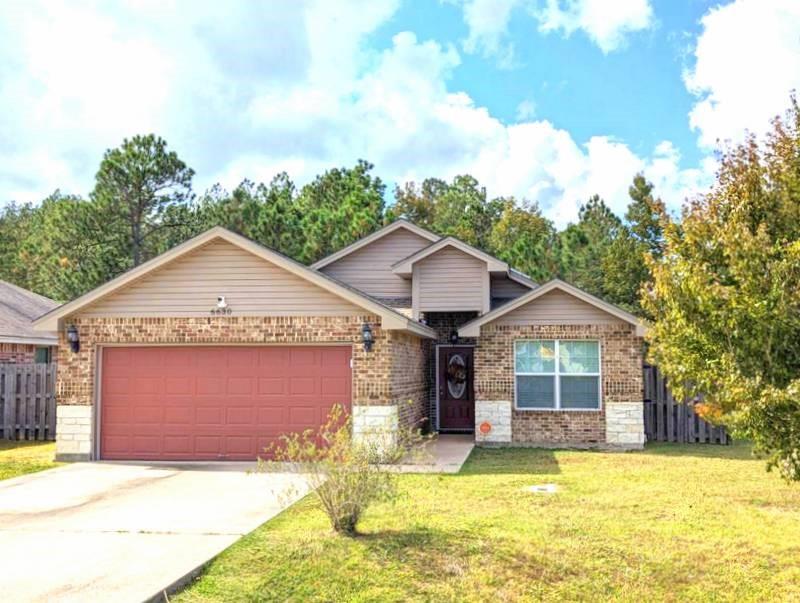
left=438, top=346, right=474, bottom=432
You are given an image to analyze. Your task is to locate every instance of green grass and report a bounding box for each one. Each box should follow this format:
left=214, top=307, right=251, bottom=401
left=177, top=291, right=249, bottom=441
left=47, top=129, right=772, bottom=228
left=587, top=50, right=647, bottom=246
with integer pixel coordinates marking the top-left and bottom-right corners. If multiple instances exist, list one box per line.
left=0, top=440, right=59, bottom=481
left=177, top=443, right=800, bottom=602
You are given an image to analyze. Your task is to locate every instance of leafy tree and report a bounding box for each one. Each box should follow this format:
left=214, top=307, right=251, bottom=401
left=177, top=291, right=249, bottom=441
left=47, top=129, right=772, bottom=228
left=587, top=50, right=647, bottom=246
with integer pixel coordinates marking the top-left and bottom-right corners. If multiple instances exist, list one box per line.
left=295, top=160, right=385, bottom=263
left=191, top=173, right=303, bottom=259
left=0, top=202, right=37, bottom=291
left=389, top=175, right=503, bottom=249
left=557, top=195, right=622, bottom=296
left=602, top=175, right=668, bottom=314
left=645, top=98, right=800, bottom=480
left=488, top=199, right=558, bottom=282
left=91, top=134, right=195, bottom=267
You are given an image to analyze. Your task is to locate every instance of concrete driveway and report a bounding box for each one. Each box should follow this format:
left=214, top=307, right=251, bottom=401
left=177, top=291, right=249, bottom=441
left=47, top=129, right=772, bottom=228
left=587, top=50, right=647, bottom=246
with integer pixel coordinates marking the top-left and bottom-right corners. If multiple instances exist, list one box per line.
left=0, top=462, right=310, bottom=603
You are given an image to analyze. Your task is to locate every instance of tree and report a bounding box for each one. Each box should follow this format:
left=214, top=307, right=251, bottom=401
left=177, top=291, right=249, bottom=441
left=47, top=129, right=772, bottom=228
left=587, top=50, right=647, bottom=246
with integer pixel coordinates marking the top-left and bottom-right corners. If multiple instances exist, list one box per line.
left=0, top=202, right=37, bottom=291
left=602, top=175, right=669, bottom=314
left=389, top=175, right=503, bottom=249
left=488, top=199, right=558, bottom=282
left=557, top=195, right=622, bottom=297
left=91, top=134, right=195, bottom=268
left=295, top=160, right=385, bottom=264
left=644, top=98, right=800, bottom=480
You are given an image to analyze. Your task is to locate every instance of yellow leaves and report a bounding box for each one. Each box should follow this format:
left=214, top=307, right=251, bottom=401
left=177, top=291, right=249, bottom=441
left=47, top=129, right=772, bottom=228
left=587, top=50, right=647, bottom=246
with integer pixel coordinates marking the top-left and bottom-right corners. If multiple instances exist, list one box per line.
left=58, top=256, right=71, bottom=269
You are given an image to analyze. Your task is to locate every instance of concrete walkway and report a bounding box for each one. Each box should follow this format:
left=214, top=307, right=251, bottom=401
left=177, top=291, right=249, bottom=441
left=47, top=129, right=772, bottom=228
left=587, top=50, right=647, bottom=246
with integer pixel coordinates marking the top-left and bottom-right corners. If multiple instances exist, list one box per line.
left=0, top=462, right=309, bottom=603
left=393, top=434, right=475, bottom=473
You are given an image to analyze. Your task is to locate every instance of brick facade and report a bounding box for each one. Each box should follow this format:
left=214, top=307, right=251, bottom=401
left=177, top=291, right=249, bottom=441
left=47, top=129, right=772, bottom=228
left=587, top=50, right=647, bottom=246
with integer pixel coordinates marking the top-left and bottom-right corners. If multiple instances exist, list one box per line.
left=56, top=314, right=428, bottom=459
left=474, top=323, right=643, bottom=446
left=0, top=343, right=36, bottom=363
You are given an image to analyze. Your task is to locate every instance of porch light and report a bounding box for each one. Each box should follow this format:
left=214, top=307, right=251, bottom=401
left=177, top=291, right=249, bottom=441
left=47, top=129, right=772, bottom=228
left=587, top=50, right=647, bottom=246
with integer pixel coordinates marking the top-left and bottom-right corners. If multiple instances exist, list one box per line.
left=449, top=330, right=459, bottom=344
left=66, top=324, right=80, bottom=353
left=361, top=323, right=374, bottom=352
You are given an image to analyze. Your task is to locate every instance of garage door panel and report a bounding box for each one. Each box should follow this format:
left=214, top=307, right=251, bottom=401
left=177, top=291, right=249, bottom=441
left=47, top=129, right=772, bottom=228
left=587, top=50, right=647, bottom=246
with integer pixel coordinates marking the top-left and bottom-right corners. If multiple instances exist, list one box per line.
left=101, top=346, right=351, bottom=460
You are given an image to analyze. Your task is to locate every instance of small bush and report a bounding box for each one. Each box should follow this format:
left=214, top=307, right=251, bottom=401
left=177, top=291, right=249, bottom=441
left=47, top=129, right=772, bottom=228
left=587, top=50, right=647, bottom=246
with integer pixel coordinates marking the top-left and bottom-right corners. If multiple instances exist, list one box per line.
left=258, top=403, right=428, bottom=536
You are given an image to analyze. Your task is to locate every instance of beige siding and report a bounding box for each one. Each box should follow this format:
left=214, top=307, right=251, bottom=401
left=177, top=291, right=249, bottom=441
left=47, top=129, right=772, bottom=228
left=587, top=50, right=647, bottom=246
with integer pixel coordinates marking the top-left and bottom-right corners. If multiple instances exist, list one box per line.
left=491, top=275, right=531, bottom=300
left=416, top=247, right=487, bottom=313
left=494, top=289, right=625, bottom=326
left=81, top=239, right=363, bottom=317
left=320, top=228, right=432, bottom=298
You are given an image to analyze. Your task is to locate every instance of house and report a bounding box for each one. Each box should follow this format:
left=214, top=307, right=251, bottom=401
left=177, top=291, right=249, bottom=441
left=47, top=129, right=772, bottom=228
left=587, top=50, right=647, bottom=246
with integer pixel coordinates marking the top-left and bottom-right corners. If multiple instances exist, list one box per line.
left=33, top=221, right=646, bottom=462
left=0, top=280, right=58, bottom=364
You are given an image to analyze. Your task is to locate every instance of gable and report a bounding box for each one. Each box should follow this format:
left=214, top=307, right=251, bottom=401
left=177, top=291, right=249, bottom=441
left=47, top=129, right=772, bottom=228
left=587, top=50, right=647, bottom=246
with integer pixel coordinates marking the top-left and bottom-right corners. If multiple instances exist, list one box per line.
left=320, top=227, right=432, bottom=299
left=493, top=289, right=625, bottom=327
left=80, top=238, right=363, bottom=318
left=416, top=246, right=488, bottom=313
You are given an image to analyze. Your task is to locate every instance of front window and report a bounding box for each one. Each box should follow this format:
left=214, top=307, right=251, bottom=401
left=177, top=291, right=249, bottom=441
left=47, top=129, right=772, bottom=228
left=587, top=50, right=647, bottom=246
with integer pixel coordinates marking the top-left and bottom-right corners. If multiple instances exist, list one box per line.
left=515, top=340, right=600, bottom=410
left=34, top=347, right=52, bottom=364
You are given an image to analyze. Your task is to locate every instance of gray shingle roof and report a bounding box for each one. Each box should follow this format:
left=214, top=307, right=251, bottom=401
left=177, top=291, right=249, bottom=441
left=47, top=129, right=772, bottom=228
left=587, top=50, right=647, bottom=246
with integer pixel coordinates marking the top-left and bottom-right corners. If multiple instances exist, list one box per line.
left=0, top=280, right=59, bottom=344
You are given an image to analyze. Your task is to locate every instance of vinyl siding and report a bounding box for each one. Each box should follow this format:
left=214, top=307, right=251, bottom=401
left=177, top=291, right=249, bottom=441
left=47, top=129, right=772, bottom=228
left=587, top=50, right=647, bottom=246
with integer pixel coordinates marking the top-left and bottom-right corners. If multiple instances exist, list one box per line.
left=320, top=228, right=432, bottom=298
left=80, top=239, right=363, bottom=318
left=490, top=274, right=531, bottom=300
left=493, top=289, right=625, bottom=326
left=416, top=247, right=487, bottom=313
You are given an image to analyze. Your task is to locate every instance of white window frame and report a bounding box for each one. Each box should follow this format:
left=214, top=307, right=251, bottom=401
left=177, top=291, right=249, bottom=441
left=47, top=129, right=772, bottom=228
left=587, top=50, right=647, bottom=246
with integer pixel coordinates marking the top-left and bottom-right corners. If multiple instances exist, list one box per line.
left=513, top=339, right=602, bottom=412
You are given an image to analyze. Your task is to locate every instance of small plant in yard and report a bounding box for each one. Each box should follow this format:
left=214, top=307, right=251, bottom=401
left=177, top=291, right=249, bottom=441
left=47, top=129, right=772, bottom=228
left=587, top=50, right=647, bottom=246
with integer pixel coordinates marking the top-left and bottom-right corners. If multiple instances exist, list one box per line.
left=258, top=402, right=429, bottom=536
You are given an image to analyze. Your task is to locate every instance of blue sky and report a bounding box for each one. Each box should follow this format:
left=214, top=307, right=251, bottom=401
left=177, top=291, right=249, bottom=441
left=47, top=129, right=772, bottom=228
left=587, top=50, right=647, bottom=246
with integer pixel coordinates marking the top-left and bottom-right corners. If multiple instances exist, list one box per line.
left=0, top=0, right=798, bottom=226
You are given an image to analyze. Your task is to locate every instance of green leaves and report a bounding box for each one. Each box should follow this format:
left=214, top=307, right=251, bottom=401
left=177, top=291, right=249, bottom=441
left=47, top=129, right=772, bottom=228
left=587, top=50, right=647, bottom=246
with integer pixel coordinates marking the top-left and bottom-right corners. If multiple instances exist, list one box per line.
left=646, top=97, right=800, bottom=480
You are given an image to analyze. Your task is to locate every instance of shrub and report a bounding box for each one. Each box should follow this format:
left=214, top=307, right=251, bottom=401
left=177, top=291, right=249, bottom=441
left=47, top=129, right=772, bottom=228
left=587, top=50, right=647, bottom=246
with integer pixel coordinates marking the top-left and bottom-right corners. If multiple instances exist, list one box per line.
left=258, top=402, right=428, bottom=536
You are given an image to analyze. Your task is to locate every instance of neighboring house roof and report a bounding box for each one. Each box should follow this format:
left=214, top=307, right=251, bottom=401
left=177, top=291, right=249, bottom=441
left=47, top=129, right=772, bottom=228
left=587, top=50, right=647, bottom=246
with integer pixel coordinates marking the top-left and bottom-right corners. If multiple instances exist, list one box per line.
left=33, top=227, right=437, bottom=339
left=392, top=236, right=509, bottom=276
left=0, top=280, right=59, bottom=345
left=458, top=279, right=647, bottom=337
left=310, top=219, right=441, bottom=270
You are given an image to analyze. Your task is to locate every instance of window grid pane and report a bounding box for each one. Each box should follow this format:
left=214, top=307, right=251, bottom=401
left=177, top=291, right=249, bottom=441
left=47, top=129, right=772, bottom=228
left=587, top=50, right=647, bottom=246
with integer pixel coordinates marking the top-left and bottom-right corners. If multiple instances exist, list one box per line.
left=559, top=341, right=599, bottom=374
left=515, top=340, right=601, bottom=410
left=517, top=375, right=556, bottom=408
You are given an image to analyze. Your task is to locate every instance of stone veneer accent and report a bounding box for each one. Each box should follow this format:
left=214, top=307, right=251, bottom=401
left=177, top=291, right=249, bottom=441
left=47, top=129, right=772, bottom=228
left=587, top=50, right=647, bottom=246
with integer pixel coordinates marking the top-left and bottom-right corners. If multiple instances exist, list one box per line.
left=605, top=402, right=645, bottom=448
left=56, top=315, right=428, bottom=460
left=55, top=405, right=93, bottom=461
left=352, top=404, right=399, bottom=453
left=0, top=342, right=37, bottom=364
left=474, top=323, right=643, bottom=446
left=475, top=400, right=511, bottom=444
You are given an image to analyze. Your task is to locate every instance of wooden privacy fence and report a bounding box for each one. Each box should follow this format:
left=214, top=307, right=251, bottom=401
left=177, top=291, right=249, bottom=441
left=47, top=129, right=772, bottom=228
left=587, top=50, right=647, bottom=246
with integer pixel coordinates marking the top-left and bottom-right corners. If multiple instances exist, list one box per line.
left=643, top=365, right=730, bottom=444
left=0, top=363, right=57, bottom=441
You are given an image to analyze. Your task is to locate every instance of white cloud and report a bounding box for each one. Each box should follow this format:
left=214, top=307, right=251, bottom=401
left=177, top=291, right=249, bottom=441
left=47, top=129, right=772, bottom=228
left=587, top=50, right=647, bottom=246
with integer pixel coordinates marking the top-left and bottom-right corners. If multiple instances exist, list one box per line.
left=515, top=99, right=537, bottom=120
left=456, top=0, right=653, bottom=64
left=460, top=0, right=519, bottom=67
left=0, top=0, right=704, bottom=229
left=684, top=0, right=800, bottom=148
left=533, top=0, right=654, bottom=53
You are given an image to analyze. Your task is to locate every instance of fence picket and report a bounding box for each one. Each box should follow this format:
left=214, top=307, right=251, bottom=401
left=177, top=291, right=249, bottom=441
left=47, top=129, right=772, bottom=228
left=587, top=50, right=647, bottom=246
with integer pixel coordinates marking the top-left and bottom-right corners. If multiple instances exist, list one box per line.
left=0, top=363, right=57, bottom=441
left=642, top=365, right=728, bottom=445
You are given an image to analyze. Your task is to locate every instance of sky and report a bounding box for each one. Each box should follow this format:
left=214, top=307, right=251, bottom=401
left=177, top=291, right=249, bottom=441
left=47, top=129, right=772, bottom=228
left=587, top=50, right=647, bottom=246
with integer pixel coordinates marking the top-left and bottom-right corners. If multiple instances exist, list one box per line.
left=0, top=0, right=799, bottom=227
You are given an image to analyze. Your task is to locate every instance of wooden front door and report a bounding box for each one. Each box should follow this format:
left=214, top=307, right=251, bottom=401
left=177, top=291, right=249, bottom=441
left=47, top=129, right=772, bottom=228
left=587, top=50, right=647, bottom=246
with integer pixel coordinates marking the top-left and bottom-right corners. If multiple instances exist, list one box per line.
left=438, top=346, right=474, bottom=432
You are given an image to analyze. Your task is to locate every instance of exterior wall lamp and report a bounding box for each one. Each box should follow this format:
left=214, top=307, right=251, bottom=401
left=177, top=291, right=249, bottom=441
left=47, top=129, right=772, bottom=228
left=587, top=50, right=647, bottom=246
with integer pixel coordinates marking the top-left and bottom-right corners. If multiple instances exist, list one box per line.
left=66, top=324, right=80, bottom=353
left=361, top=323, right=374, bottom=352
left=449, top=330, right=459, bottom=345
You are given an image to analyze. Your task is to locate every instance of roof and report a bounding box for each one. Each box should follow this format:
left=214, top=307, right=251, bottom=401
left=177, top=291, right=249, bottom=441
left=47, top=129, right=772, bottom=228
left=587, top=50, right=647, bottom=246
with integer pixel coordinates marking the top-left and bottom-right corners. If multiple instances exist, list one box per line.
left=458, top=279, right=647, bottom=337
left=0, top=280, right=59, bottom=345
left=392, top=236, right=509, bottom=275
left=33, top=227, right=437, bottom=339
left=311, top=219, right=441, bottom=270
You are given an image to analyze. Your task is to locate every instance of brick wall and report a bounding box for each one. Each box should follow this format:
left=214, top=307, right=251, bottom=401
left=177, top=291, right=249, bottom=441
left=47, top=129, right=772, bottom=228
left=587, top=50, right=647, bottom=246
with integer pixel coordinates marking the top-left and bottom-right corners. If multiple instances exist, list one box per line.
left=0, top=343, right=36, bottom=363
left=474, top=323, right=643, bottom=445
left=55, top=315, right=429, bottom=457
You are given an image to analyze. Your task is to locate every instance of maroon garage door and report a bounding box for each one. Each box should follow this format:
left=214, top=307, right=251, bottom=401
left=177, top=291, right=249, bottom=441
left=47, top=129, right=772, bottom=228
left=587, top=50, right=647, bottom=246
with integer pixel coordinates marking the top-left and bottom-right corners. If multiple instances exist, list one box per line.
left=100, top=346, right=352, bottom=460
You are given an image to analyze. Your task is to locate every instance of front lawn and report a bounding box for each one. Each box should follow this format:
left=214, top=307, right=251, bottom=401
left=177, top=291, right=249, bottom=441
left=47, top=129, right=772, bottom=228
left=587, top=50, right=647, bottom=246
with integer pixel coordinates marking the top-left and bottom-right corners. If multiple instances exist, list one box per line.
left=177, top=443, right=800, bottom=602
left=0, top=440, right=59, bottom=481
